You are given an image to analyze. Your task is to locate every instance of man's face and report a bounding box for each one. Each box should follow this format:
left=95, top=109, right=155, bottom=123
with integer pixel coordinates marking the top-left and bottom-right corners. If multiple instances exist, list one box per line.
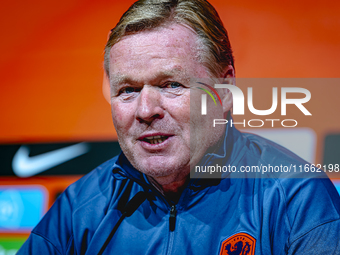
left=109, top=24, right=226, bottom=185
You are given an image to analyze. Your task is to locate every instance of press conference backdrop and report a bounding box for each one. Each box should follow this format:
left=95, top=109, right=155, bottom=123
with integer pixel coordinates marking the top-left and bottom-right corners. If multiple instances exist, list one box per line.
left=1, top=0, right=340, bottom=253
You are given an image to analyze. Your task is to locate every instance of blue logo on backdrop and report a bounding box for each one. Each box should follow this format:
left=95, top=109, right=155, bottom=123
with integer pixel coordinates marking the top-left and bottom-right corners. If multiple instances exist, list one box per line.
left=0, top=186, right=47, bottom=231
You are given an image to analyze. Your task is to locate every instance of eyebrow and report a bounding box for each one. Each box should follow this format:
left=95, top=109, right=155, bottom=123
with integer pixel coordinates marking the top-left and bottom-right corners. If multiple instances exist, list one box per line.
left=110, top=66, right=186, bottom=86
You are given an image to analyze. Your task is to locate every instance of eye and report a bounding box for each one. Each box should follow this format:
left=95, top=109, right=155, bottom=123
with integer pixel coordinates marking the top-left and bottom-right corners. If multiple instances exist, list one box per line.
left=167, top=82, right=182, bottom=89
left=125, top=87, right=135, bottom=93
left=120, top=87, right=136, bottom=94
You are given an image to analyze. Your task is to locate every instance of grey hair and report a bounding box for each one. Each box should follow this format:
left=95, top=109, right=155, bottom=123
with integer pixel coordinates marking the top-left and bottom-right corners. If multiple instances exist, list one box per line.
left=104, top=0, right=234, bottom=78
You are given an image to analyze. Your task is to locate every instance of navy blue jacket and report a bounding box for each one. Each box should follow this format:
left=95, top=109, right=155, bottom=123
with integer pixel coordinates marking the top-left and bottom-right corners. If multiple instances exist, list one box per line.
left=18, top=126, right=340, bottom=254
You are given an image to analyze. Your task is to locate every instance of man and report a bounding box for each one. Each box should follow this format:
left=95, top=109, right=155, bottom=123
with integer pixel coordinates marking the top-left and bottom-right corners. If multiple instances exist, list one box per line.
left=18, top=0, right=340, bottom=254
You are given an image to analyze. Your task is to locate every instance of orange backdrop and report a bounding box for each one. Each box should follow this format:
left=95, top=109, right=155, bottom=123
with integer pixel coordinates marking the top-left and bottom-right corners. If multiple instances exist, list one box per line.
left=1, top=0, right=339, bottom=144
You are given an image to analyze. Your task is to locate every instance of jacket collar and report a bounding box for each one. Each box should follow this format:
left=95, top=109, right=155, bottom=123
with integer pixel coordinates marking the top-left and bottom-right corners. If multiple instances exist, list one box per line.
left=191, top=117, right=249, bottom=179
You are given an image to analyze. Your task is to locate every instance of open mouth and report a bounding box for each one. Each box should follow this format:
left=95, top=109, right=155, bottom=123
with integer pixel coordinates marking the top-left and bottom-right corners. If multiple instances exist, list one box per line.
left=143, top=135, right=169, bottom=145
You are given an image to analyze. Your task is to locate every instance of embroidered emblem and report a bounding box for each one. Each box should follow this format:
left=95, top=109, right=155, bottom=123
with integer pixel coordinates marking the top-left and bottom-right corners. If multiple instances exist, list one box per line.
left=219, top=233, right=256, bottom=255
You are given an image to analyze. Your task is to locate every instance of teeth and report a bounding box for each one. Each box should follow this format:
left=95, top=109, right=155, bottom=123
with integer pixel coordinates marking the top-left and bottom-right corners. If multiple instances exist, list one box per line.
left=144, top=136, right=168, bottom=144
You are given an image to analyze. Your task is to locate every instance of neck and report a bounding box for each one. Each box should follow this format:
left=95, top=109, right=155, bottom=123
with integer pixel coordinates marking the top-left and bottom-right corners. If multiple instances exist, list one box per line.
left=147, top=175, right=189, bottom=203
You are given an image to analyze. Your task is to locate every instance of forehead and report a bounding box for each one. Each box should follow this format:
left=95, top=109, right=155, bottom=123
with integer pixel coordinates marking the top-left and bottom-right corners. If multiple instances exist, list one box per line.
left=109, top=24, right=203, bottom=83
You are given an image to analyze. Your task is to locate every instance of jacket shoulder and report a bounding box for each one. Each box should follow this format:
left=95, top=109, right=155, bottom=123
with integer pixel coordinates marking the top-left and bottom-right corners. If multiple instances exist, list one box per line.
left=244, top=133, right=340, bottom=244
left=242, top=132, right=308, bottom=166
left=65, top=156, right=119, bottom=207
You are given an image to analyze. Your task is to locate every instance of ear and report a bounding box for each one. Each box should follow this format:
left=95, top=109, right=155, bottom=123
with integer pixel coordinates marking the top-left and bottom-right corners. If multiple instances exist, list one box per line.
left=102, top=30, right=113, bottom=104
left=102, top=71, right=111, bottom=104
left=220, top=65, right=235, bottom=115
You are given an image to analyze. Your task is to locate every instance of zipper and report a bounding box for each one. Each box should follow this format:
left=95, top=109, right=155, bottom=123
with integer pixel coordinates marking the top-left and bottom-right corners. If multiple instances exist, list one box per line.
left=169, top=205, right=176, bottom=232
left=166, top=205, right=177, bottom=255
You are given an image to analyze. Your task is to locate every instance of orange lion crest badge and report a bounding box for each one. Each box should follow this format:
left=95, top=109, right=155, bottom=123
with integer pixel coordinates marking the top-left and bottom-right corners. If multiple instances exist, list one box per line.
left=219, top=233, right=256, bottom=255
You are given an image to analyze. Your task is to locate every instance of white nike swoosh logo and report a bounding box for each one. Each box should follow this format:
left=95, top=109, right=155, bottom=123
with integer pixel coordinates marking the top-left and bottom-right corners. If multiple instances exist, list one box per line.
left=12, top=143, right=90, bottom=177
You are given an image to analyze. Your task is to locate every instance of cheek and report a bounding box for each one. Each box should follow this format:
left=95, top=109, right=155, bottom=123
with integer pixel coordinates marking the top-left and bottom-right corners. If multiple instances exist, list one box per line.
left=167, top=95, right=191, bottom=124
left=111, top=101, right=133, bottom=130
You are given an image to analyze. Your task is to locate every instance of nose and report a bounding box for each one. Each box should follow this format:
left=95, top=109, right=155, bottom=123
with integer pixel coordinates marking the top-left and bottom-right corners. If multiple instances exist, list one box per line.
left=136, top=85, right=164, bottom=123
